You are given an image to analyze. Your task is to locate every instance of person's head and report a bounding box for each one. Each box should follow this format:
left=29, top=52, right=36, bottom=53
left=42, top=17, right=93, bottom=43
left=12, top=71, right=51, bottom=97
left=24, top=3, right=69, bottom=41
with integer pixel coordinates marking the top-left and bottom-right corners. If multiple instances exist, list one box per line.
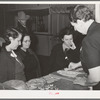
left=4, top=28, right=22, bottom=51
left=59, top=27, right=74, bottom=48
left=21, top=34, right=31, bottom=50
left=69, top=5, right=94, bottom=35
left=17, top=11, right=30, bottom=26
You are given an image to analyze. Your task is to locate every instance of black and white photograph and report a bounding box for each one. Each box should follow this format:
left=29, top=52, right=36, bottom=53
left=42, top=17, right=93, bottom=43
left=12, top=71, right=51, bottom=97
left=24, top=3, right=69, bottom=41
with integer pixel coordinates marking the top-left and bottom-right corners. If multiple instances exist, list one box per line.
left=0, top=1, right=100, bottom=98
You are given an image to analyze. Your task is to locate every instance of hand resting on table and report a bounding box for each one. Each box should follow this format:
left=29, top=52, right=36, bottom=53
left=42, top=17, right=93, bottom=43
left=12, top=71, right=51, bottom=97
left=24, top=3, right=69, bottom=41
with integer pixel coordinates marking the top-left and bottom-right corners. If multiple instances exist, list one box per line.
left=68, top=62, right=82, bottom=70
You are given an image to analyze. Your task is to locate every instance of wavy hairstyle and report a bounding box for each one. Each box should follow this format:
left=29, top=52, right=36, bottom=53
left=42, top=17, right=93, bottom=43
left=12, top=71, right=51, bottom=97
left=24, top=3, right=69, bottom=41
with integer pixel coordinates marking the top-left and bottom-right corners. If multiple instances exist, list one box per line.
left=69, top=5, right=94, bottom=23
left=3, top=27, right=22, bottom=46
left=59, top=27, right=74, bottom=40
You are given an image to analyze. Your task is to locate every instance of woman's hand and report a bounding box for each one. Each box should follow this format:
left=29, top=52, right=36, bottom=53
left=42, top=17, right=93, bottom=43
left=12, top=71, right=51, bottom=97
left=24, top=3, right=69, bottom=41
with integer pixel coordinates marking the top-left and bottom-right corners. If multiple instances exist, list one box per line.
left=70, top=40, right=76, bottom=50
left=68, top=61, right=82, bottom=70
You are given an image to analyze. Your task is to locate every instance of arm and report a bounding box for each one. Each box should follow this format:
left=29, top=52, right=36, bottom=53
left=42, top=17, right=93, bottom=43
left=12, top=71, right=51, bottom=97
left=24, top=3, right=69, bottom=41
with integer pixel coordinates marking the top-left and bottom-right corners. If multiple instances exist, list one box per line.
left=68, top=61, right=82, bottom=70
left=83, top=33, right=100, bottom=87
left=85, top=66, right=100, bottom=86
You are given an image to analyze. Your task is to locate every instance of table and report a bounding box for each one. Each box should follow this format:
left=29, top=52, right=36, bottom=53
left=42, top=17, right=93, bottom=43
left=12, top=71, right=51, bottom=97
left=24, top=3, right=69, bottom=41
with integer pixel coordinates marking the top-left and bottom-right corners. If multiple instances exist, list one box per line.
left=0, top=71, right=89, bottom=90
left=44, top=72, right=89, bottom=90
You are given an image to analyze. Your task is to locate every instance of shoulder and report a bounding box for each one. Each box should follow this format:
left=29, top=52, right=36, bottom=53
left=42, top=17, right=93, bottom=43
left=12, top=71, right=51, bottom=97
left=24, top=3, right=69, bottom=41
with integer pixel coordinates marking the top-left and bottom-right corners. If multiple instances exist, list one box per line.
left=89, top=22, right=100, bottom=36
left=0, top=48, right=9, bottom=61
left=84, top=23, right=100, bottom=43
left=28, top=48, right=33, bottom=53
left=27, top=48, right=36, bottom=55
left=16, top=48, right=24, bottom=54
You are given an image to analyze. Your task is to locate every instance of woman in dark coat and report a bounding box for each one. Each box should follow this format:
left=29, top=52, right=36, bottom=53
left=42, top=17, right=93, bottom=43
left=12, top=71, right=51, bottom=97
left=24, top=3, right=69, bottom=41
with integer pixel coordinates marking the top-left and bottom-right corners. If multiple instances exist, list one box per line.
left=16, top=34, right=41, bottom=81
left=48, top=28, right=81, bottom=74
left=0, top=28, right=26, bottom=83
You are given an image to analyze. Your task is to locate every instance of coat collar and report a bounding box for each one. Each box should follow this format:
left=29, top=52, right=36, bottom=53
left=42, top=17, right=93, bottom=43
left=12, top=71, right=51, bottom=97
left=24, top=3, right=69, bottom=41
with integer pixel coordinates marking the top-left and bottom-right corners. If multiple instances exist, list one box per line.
left=87, top=21, right=98, bottom=35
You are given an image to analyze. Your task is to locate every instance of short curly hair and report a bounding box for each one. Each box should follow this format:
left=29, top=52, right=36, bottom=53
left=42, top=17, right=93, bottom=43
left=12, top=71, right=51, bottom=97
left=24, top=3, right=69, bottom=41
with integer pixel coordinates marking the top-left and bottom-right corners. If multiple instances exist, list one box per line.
left=69, top=5, right=94, bottom=23
left=59, top=27, right=74, bottom=40
left=4, top=27, right=22, bottom=46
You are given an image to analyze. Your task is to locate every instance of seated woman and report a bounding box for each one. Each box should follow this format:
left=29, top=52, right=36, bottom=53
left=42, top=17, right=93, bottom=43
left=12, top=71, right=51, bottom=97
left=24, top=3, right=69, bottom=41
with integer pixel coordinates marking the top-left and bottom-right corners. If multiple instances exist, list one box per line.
left=0, top=28, right=26, bottom=83
left=48, top=27, right=81, bottom=73
left=16, top=34, right=41, bottom=81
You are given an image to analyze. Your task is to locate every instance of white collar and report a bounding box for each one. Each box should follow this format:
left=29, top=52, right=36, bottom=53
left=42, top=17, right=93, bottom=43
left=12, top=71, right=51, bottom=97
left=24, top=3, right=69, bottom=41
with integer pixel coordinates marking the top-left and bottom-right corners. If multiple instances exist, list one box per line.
left=10, top=50, right=17, bottom=58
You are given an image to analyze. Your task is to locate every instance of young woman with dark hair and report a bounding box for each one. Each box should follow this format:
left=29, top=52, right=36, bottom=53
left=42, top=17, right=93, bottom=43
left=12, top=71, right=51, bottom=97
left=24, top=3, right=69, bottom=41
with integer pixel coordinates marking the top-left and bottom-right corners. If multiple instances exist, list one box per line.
left=16, top=34, right=41, bottom=81
left=48, top=27, right=80, bottom=74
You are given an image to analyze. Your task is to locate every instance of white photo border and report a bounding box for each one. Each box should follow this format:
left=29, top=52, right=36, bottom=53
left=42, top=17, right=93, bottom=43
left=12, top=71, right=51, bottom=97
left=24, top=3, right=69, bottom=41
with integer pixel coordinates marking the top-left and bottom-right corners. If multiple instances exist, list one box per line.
left=0, top=1, right=100, bottom=99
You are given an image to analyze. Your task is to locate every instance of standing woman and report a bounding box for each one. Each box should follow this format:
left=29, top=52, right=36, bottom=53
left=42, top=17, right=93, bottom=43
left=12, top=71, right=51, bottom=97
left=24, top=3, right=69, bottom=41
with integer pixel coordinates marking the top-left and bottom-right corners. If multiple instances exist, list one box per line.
left=0, top=28, right=26, bottom=83
left=16, top=34, right=41, bottom=81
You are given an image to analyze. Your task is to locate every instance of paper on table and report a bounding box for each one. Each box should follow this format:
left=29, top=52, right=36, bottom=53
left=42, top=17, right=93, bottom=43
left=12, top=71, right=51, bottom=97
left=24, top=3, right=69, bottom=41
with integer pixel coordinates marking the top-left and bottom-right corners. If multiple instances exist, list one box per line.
left=57, top=68, right=86, bottom=78
left=73, top=76, right=87, bottom=86
left=43, top=74, right=61, bottom=84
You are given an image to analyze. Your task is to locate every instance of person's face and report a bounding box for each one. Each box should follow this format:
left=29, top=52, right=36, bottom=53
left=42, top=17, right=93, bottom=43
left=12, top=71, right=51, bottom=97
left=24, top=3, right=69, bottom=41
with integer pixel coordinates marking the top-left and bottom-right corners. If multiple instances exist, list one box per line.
left=20, top=19, right=26, bottom=26
left=71, top=20, right=87, bottom=35
left=10, top=34, right=22, bottom=50
left=62, top=34, right=73, bottom=48
left=22, top=36, right=31, bottom=50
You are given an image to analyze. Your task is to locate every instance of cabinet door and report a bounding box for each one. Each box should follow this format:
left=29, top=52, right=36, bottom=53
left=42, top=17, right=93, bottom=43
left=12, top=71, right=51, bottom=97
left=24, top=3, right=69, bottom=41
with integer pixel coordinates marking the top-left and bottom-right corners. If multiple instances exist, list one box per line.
left=50, top=13, right=70, bottom=36
left=34, top=14, right=71, bottom=56
left=35, top=34, right=59, bottom=56
left=35, top=34, right=50, bottom=56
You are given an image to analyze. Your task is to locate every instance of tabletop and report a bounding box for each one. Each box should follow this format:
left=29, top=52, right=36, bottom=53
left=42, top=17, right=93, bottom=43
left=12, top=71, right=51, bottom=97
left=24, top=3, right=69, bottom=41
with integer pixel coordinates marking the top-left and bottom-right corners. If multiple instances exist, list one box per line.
left=0, top=68, right=89, bottom=90
left=42, top=72, right=89, bottom=90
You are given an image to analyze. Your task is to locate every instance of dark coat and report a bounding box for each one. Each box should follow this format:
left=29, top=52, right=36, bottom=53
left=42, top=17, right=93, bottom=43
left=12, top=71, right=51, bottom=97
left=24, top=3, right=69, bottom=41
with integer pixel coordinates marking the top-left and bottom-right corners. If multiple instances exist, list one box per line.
left=0, top=48, right=26, bottom=83
left=0, top=48, right=15, bottom=82
left=17, top=21, right=29, bottom=35
left=48, top=43, right=80, bottom=73
left=80, top=22, right=100, bottom=90
left=16, top=48, right=41, bottom=81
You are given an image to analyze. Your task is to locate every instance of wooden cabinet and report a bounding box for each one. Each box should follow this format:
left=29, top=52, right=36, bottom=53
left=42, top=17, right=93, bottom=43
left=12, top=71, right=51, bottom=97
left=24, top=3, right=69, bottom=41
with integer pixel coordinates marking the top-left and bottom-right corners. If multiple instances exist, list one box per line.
left=35, top=33, right=60, bottom=56
left=2, top=4, right=71, bottom=56
left=50, top=13, right=70, bottom=36
left=35, top=34, right=50, bottom=56
left=34, top=13, right=70, bottom=56
left=31, top=15, right=48, bottom=32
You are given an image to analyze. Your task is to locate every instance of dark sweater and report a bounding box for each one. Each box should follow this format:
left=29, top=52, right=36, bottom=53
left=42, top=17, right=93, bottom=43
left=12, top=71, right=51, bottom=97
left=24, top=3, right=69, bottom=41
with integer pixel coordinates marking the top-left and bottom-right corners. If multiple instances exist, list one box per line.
left=16, top=48, right=41, bottom=81
left=0, top=48, right=25, bottom=82
left=48, top=43, right=80, bottom=73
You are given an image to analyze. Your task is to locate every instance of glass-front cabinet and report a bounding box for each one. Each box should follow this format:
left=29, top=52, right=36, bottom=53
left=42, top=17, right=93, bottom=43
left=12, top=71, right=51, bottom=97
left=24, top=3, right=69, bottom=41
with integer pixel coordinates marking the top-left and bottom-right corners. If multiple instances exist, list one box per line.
left=32, top=15, right=48, bottom=32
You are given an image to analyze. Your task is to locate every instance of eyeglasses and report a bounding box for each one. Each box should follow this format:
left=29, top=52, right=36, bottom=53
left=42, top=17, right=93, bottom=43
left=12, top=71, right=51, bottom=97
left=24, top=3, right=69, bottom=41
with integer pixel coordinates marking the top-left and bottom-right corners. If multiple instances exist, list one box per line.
left=24, top=40, right=31, bottom=43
